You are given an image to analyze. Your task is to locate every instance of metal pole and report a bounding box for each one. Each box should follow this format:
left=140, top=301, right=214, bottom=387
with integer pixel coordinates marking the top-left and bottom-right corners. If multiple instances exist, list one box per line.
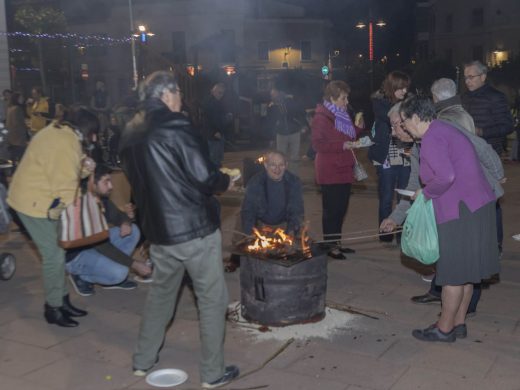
left=129, top=0, right=138, bottom=90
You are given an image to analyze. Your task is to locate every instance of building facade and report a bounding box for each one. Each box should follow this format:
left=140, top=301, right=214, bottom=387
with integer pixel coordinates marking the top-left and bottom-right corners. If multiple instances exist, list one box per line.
left=415, top=0, right=520, bottom=67
left=62, top=0, right=331, bottom=102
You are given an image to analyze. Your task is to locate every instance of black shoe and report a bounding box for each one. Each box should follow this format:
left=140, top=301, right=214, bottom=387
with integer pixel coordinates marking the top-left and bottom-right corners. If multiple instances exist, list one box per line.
left=327, top=249, right=347, bottom=260
left=412, top=324, right=455, bottom=342
left=411, top=293, right=441, bottom=304
left=453, top=324, right=467, bottom=339
left=202, top=365, right=240, bottom=389
left=482, top=273, right=500, bottom=289
left=339, top=247, right=356, bottom=254
left=62, top=294, right=88, bottom=317
left=44, top=304, right=79, bottom=327
left=68, top=274, right=95, bottom=296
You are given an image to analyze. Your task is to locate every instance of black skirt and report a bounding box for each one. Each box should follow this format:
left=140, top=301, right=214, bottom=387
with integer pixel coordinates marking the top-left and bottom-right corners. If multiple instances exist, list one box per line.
left=435, top=201, right=499, bottom=286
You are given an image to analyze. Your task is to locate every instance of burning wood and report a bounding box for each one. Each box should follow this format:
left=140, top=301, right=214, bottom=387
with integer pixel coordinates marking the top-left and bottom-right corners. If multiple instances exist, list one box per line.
left=237, top=226, right=312, bottom=262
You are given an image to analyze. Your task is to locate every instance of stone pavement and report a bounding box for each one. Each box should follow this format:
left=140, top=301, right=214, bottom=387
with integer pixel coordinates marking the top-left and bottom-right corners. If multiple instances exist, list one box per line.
left=1, top=148, right=520, bottom=390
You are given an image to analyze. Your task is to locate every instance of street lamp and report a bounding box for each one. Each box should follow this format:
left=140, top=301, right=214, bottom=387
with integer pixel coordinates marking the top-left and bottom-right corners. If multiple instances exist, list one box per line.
left=356, top=15, right=386, bottom=91
left=128, top=0, right=138, bottom=89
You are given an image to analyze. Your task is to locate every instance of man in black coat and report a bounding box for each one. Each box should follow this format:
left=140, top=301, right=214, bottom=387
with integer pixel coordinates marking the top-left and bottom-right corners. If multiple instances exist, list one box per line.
left=462, top=60, right=513, bottom=268
left=119, top=71, right=239, bottom=388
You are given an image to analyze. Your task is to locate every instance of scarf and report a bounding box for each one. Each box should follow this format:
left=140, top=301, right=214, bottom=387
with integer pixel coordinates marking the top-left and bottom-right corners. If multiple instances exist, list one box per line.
left=323, top=100, right=356, bottom=138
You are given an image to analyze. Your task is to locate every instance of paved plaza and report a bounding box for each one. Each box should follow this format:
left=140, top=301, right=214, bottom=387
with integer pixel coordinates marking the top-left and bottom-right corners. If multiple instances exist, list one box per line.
left=1, top=149, right=520, bottom=390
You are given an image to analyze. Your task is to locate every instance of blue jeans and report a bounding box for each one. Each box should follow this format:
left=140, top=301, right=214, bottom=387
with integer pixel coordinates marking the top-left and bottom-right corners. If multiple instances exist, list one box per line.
left=377, top=165, right=411, bottom=224
left=65, top=225, right=140, bottom=285
left=429, top=275, right=481, bottom=313
left=208, top=138, right=225, bottom=167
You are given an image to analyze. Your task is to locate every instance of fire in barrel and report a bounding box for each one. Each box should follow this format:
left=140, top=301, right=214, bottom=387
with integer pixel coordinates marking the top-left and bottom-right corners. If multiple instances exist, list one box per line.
left=237, top=226, right=327, bottom=326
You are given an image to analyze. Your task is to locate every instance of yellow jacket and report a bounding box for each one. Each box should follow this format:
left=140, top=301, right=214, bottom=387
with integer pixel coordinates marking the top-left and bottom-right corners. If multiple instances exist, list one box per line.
left=7, top=122, right=82, bottom=218
left=28, top=97, right=49, bottom=133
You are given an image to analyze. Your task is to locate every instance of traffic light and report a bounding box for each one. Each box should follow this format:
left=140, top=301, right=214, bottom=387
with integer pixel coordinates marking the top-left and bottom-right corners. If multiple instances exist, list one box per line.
left=321, top=65, right=330, bottom=79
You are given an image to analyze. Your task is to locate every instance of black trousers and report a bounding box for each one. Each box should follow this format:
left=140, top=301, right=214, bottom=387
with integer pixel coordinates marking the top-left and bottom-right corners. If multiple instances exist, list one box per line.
left=321, top=183, right=352, bottom=245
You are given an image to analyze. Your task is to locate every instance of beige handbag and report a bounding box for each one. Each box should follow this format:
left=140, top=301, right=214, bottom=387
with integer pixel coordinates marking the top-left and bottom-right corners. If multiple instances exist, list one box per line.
left=351, top=150, right=368, bottom=181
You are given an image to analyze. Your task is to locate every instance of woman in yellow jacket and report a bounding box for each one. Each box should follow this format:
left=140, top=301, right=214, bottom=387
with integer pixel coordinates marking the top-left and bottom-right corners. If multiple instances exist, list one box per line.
left=8, top=108, right=99, bottom=327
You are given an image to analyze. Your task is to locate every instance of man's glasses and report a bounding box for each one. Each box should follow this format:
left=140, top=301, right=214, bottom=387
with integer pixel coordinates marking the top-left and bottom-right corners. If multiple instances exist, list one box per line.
left=464, top=74, right=483, bottom=80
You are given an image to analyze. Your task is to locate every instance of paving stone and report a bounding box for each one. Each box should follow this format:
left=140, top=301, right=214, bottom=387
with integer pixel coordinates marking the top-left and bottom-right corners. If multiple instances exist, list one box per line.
left=0, top=338, right=65, bottom=376
left=23, top=356, right=139, bottom=390
left=0, top=373, right=56, bottom=390
left=285, top=348, right=408, bottom=389
left=0, top=317, right=88, bottom=348
left=390, top=366, right=495, bottom=390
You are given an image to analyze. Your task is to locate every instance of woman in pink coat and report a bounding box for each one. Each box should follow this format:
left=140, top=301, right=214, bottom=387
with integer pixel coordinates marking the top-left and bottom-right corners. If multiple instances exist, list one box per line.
left=311, top=81, right=364, bottom=259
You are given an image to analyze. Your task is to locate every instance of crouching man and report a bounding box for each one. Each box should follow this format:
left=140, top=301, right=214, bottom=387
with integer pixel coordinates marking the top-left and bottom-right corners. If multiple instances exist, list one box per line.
left=66, top=164, right=151, bottom=296
left=226, top=151, right=304, bottom=271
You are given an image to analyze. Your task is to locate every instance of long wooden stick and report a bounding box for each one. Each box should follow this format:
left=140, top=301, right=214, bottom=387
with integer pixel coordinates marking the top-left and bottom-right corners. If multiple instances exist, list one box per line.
left=326, top=301, right=389, bottom=320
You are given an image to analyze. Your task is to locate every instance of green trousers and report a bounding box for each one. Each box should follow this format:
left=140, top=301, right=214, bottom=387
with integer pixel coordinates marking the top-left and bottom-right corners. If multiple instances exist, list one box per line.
left=18, top=212, right=68, bottom=307
left=133, top=229, right=229, bottom=383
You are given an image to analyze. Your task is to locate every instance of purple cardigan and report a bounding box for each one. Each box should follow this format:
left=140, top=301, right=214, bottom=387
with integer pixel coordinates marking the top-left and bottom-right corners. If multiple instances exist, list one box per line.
left=420, top=120, right=495, bottom=224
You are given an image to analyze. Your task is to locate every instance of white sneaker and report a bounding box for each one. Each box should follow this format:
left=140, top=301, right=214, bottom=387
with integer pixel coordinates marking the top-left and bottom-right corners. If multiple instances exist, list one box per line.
left=512, top=234, right=520, bottom=241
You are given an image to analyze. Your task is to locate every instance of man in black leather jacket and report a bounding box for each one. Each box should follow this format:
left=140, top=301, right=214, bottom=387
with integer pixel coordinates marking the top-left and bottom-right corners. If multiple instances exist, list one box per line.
left=119, top=71, right=239, bottom=388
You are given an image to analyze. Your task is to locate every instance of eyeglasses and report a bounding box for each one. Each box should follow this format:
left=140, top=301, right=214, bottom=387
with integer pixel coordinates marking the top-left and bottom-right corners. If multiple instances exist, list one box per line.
left=391, top=120, right=403, bottom=129
left=464, top=73, right=483, bottom=80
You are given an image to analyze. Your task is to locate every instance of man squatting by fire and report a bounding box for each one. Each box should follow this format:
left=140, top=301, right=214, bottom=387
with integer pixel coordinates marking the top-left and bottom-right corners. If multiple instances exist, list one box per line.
left=226, top=151, right=305, bottom=270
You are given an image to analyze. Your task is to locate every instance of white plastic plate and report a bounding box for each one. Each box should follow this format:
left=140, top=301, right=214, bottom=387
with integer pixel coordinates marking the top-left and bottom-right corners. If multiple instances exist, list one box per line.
left=145, top=369, right=188, bottom=388
left=394, top=189, right=415, bottom=197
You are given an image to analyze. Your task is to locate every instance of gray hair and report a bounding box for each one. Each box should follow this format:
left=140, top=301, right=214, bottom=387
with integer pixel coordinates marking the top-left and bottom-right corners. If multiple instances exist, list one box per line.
left=431, top=78, right=457, bottom=101
left=464, top=60, right=488, bottom=75
left=387, top=102, right=402, bottom=118
left=139, top=71, right=178, bottom=101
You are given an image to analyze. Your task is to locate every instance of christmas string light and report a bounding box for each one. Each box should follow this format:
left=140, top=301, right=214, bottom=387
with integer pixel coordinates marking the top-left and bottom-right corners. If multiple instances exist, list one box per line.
left=0, top=30, right=132, bottom=43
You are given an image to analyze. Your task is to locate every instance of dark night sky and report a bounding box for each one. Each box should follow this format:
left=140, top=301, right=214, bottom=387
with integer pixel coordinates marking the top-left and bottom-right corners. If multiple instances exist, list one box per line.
left=284, top=0, right=417, bottom=62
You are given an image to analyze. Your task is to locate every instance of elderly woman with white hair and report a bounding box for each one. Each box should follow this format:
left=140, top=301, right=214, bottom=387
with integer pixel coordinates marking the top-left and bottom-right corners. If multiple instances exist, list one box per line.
left=431, top=78, right=475, bottom=134
left=399, top=95, right=499, bottom=342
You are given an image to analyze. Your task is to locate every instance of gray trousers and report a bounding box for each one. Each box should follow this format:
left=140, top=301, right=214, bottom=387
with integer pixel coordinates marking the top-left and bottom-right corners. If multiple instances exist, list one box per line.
left=133, top=229, right=229, bottom=383
left=18, top=212, right=68, bottom=307
left=276, top=132, right=301, bottom=175
left=276, top=132, right=301, bottom=161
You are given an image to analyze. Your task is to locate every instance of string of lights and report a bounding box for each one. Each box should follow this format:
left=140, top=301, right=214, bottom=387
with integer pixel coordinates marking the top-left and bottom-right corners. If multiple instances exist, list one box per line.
left=0, top=31, right=132, bottom=43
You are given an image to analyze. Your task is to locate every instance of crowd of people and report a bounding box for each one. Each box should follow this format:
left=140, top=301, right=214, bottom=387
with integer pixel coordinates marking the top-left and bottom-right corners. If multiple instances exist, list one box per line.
left=1, top=58, right=516, bottom=386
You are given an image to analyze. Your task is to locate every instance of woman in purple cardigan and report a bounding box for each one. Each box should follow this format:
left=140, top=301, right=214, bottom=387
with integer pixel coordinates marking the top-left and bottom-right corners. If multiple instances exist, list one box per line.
left=399, top=96, right=499, bottom=342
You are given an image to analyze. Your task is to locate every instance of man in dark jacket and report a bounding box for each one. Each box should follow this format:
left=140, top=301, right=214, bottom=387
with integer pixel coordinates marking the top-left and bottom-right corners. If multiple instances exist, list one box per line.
left=462, top=60, right=514, bottom=258
left=201, top=82, right=231, bottom=167
left=266, top=87, right=306, bottom=169
left=225, top=151, right=304, bottom=272
left=241, top=151, right=304, bottom=235
left=119, top=71, right=238, bottom=388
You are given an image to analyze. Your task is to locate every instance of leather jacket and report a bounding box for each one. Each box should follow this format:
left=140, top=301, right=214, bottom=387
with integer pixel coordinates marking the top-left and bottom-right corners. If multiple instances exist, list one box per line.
left=119, top=99, right=230, bottom=245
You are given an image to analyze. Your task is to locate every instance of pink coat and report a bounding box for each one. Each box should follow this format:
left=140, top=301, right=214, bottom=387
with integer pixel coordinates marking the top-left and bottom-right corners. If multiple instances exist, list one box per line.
left=311, top=104, right=362, bottom=185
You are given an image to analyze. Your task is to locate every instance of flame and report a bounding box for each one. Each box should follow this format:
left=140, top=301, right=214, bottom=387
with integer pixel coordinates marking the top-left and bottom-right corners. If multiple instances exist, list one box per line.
left=256, top=155, right=265, bottom=164
left=244, top=226, right=312, bottom=260
left=247, top=227, right=294, bottom=252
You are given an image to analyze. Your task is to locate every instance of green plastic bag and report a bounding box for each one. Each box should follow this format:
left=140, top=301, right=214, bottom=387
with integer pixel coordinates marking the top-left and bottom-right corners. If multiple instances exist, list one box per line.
left=401, top=192, right=439, bottom=265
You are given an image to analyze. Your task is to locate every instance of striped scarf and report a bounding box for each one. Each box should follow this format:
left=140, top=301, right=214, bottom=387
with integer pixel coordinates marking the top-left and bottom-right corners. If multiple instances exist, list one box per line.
left=323, top=100, right=356, bottom=138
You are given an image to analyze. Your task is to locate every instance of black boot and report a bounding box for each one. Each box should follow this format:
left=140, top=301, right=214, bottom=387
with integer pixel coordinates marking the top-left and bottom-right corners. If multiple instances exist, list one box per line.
left=62, top=294, right=88, bottom=317
left=44, top=304, right=79, bottom=327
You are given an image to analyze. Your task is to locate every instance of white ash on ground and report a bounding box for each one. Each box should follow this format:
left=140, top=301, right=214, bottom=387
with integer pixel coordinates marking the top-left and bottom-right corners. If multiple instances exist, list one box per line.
left=227, top=302, right=359, bottom=341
